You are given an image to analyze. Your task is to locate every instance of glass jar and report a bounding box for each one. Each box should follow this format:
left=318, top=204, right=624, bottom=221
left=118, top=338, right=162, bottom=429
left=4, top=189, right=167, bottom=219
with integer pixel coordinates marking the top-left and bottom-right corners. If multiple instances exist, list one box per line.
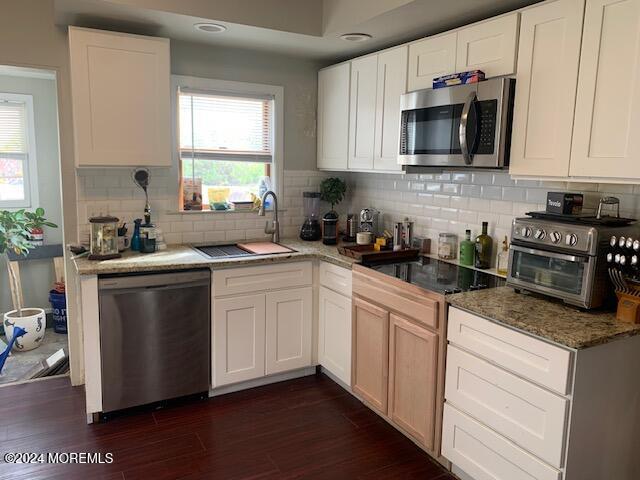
left=88, top=215, right=121, bottom=260
left=438, top=233, right=458, bottom=260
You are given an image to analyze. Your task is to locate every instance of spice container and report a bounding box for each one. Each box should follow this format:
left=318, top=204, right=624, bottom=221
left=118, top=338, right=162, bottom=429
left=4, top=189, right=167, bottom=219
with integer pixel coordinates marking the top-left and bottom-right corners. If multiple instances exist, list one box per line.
left=438, top=233, right=457, bottom=260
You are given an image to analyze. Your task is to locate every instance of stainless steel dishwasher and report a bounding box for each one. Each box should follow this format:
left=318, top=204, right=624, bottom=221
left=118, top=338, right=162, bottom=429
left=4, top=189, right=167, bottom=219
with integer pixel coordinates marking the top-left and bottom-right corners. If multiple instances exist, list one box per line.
left=98, top=270, right=210, bottom=413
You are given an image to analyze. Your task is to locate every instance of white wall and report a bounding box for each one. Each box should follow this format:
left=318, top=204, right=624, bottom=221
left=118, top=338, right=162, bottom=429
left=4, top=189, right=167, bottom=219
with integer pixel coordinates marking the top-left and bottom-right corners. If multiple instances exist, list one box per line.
left=0, top=74, right=63, bottom=315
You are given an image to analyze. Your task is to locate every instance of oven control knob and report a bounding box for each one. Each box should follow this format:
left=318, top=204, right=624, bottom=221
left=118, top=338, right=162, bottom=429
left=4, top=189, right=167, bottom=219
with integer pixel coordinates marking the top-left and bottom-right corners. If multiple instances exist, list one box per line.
left=550, top=231, right=562, bottom=244
left=610, top=236, right=618, bottom=247
left=634, top=240, right=640, bottom=252
left=619, top=236, right=627, bottom=248
left=521, top=226, right=532, bottom=238
left=627, top=237, right=634, bottom=249
left=607, top=252, right=614, bottom=263
left=565, top=233, right=578, bottom=246
left=534, top=228, right=546, bottom=240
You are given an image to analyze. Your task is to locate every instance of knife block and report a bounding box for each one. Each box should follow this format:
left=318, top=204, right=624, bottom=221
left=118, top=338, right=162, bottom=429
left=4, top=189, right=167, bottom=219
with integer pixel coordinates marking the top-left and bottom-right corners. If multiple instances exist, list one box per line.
left=615, top=291, right=640, bottom=323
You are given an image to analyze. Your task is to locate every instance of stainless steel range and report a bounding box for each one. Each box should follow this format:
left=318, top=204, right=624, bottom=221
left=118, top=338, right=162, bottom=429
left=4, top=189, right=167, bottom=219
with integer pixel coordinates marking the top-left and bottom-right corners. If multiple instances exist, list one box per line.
left=507, top=215, right=638, bottom=309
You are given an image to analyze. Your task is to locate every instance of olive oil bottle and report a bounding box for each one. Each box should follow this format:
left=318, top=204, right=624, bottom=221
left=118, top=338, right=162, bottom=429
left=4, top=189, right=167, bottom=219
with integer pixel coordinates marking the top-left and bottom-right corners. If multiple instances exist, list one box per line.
left=474, top=222, right=493, bottom=269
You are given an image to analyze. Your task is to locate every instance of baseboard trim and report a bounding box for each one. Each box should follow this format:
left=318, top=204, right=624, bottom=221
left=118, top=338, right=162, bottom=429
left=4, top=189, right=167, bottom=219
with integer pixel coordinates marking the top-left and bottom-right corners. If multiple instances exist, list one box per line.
left=319, top=366, right=352, bottom=393
left=209, top=366, right=317, bottom=397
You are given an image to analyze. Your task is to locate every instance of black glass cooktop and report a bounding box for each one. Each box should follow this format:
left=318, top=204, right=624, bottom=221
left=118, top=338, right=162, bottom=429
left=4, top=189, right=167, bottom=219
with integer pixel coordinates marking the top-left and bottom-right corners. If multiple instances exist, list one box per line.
left=365, top=256, right=505, bottom=295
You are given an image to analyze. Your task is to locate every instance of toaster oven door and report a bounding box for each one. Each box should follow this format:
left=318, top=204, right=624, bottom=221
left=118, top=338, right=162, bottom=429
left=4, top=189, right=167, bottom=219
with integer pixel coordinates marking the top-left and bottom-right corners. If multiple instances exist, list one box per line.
left=506, top=245, right=594, bottom=307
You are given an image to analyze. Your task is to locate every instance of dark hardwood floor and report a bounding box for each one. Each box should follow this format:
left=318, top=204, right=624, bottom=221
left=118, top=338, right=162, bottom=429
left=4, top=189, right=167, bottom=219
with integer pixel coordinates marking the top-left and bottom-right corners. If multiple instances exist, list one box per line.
left=0, top=373, right=456, bottom=480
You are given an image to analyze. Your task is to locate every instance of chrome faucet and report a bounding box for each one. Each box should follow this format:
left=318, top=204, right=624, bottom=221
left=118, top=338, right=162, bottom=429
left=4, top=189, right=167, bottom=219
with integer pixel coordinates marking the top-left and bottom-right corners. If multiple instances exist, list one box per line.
left=258, top=190, right=280, bottom=243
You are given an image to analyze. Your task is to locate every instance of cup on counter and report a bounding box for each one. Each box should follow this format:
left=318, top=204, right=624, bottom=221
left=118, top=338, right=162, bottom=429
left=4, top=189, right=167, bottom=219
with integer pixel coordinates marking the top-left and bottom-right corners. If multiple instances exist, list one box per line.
left=356, top=231, right=374, bottom=245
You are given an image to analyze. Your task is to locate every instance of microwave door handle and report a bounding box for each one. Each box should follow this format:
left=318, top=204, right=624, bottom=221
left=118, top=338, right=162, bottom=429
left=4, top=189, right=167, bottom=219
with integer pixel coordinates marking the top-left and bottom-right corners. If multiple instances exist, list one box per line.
left=459, top=92, right=477, bottom=165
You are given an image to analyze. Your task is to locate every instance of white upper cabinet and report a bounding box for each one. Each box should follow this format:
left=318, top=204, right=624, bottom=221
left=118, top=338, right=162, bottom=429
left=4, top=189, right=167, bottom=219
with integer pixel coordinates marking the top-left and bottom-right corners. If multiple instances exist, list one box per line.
left=510, top=0, right=585, bottom=177
left=407, top=33, right=457, bottom=91
left=455, top=13, right=520, bottom=78
left=374, top=46, right=407, bottom=172
left=68, top=27, right=171, bottom=167
left=348, top=55, right=378, bottom=170
left=570, top=0, right=640, bottom=179
left=318, top=63, right=350, bottom=170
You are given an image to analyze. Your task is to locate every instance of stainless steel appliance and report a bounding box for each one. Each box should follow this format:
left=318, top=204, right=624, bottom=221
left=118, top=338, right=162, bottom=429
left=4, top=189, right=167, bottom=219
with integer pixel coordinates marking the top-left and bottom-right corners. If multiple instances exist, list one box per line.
left=359, top=208, right=380, bottom=236
left=98, top=270, right=210, bottom=412
left=399, top=77, right=515, bottom=170
left=507, top=216, right=638, bottom=309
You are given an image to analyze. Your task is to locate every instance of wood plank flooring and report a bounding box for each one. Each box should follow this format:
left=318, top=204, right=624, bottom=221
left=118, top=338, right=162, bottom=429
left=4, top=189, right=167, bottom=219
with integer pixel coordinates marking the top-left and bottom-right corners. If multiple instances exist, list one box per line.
left=0, top=373, right=456, bottom=480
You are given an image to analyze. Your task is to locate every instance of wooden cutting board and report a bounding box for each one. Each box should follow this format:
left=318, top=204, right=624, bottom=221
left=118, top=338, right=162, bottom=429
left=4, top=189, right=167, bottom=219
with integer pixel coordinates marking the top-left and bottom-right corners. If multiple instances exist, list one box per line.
left=238, top=242, right=294, bottom=255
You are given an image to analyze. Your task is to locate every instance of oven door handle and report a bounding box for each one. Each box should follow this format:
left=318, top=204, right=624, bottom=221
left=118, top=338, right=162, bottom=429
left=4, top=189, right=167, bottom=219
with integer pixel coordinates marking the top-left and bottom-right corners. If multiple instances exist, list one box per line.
left=459, top=91, right=476, bottom=165
left=510, top=244, right=588, bottom=263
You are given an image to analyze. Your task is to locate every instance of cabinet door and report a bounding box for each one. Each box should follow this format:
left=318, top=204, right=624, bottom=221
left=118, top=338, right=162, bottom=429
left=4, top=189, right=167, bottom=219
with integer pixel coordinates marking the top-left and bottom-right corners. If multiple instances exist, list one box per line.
left=68, top=27, right=171, bottom=167
left=388, top=314, right=438, bottom=450
left=349, top=55, right=378, bottom=170
left=509, top=0, right=585, bottom=177
left=407, top=33, right=457, bottom=91
left=265, top=287, right=312, bottom=375
left=213, top=294, right=266, bottom=387
left=455, top=13, right=519, bottom=77
left=352, top=296, right=389, bottom=414
left=317, top=63, right=350, bottom=170
left=318, top=286, right=352, bottom=385
left=374, top=46, right=407, bottom=172
left=570, top=0, right=640, bottom=179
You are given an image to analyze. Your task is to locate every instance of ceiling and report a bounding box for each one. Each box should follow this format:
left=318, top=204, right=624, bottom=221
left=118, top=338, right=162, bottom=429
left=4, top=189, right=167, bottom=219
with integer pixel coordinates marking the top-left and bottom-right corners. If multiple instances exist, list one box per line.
left=54, top=0, right=541, bottom=62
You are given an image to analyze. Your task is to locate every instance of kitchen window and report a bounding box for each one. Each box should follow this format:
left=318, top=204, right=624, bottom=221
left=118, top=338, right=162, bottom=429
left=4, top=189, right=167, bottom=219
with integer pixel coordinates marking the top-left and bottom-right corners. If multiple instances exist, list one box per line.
left=174, top=76, right=283, bottom=211
left=0, top=93, right=38, bottom=208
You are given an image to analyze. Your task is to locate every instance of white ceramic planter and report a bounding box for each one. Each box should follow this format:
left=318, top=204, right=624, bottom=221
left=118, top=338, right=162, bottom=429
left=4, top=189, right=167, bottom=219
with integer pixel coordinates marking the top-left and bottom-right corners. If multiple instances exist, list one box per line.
left=3, top=308, right=46, bottom=351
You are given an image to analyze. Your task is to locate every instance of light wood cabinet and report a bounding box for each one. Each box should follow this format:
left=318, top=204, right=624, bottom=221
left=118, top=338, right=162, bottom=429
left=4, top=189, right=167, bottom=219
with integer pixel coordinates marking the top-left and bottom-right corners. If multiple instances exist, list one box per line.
left=510, top=0, right=585, bottom=177
left=374, top=46, right=407, bottom=172
left=455, top=13, right=519, bottom=78
left=68, top=27, right=171, bottom=167
left=213, top=294, right=266, bottom=387
left=265, top=287, right=312, bottom=375
left=388, top=313, right=438, bottom=450
left=348, top=55, right=378, bottom=170
left=407, top=33, right=457, bottom=91
left=570, top=0, right=640, bottom=179
left=351, top=296, right=389, bottom=414
left=317, top=63, right=350, bottom=170
left=318, top=286, right=352, bottom=385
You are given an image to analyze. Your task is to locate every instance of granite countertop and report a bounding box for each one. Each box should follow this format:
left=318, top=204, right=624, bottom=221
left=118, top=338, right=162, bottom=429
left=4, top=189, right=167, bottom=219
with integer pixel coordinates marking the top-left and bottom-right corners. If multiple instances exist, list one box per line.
left=73, top=238, right=357, bottom=275
left=447, top=286, right=640, bottom=349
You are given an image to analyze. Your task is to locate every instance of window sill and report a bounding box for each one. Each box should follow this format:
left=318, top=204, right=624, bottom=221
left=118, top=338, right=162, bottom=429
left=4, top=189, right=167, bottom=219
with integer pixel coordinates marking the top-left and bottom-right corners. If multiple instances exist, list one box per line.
left=165, top=207, right=284, bottom=216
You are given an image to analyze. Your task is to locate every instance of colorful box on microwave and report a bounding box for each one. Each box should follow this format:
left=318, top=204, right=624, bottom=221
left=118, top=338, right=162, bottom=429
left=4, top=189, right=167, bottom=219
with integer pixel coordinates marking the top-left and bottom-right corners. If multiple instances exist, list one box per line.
left=433, top=70, right=486, bottom=89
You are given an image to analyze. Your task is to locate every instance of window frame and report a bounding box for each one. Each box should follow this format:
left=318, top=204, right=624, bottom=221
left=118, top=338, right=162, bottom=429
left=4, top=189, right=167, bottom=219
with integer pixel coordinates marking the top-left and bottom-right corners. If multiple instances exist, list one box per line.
left=0, top=92, right=39, bottom=209
left=171, top=75, right=284, bottom=211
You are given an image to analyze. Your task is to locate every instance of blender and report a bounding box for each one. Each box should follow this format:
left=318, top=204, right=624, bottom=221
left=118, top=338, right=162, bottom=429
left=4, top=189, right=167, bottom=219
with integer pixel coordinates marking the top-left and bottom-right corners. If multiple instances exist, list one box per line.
left=300, top=192, right=321, bottom=241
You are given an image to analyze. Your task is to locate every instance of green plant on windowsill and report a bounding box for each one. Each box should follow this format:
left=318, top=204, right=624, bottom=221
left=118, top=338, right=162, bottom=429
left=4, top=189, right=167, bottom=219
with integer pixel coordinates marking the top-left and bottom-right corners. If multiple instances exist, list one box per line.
left=319, top=177, right=347, bottom=213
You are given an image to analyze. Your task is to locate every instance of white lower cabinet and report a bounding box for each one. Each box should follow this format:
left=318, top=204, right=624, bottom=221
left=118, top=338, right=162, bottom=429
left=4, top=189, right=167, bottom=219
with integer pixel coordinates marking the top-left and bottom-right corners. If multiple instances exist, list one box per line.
left=442, top=404, right=562, bottom=480
left=213, top=294, right=266, bottom=386
left=266, top=287, right=313, bottom=375
left=318, top=285, right=352, bottom=385
left=212, top=262, right=313, bottom=388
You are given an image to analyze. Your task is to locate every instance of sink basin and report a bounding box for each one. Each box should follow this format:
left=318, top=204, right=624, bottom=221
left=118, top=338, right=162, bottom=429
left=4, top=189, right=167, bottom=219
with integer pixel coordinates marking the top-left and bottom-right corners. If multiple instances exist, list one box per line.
left=195, top=243, right=295, bottom=259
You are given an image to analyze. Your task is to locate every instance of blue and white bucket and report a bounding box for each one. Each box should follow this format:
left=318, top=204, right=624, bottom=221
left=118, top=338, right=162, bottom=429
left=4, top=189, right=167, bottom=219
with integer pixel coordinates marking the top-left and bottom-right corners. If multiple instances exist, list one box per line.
left=48, top=290, right=67, bottom=334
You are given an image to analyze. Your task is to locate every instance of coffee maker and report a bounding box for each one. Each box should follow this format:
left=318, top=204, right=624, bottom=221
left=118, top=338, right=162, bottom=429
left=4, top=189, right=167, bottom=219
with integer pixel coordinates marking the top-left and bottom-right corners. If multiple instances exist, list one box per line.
left=359, top=208, right=380, bottom=236
left=300, top=192, right=321, bottom=241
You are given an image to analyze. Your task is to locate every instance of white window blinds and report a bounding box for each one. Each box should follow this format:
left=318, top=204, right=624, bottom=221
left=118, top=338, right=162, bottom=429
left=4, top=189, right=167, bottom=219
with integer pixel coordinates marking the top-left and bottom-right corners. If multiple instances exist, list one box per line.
left=0, top=100, right=27, bottom=157
left=178, top=88, right=273, bottom=163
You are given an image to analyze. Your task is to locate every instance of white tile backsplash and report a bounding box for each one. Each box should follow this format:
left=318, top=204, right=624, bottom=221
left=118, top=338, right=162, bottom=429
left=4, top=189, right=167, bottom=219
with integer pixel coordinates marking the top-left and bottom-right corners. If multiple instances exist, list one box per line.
left=75, top=168, right=334, bottom=244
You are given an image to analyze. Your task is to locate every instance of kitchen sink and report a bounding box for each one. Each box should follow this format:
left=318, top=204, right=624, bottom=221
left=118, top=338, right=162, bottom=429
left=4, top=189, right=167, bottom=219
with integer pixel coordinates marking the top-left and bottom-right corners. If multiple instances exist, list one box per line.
left=194, top=243, right=295, bottom=259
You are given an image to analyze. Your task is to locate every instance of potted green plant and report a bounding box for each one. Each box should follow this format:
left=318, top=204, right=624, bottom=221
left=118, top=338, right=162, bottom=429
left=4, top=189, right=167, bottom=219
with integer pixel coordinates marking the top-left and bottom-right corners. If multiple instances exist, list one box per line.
left=319, top=177, right=347, bottom=245
left=1, top=208, right=57, bottom=351
left=24, top=207, right=57, bottom=246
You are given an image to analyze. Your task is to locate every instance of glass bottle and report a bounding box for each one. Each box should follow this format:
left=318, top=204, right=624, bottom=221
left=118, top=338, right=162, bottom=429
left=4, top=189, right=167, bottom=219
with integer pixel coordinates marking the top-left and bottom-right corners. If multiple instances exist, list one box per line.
left=459, top=229, right=475, bottom=266
left=474, top=221, right=493, bottom=269
left=496, top=236, right=509, bottom=275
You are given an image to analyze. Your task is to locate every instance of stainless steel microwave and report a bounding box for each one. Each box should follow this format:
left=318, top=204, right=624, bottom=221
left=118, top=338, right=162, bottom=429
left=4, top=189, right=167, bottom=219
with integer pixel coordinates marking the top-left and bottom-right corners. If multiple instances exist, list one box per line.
left=398, top=77, right=515, bottom=170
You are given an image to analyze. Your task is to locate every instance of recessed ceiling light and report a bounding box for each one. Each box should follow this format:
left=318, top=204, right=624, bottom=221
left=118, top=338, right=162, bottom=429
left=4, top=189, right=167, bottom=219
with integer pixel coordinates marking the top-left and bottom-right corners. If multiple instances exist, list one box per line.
left=340, top=33, right=372, bottom=42
left=194, top=23, right=227, bottom=34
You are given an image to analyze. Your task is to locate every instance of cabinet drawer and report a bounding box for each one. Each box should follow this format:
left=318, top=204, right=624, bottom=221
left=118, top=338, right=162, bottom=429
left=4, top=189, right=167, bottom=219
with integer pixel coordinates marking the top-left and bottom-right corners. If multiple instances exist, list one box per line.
left=448, top=307, right=573, bottom=395
left=445, top=345, right=569, bottom=468
left=443, top=404, right=562, bottom=480
left=213, top=261, right=312, bottom=297
left=319, top=262, right=352, bottom=296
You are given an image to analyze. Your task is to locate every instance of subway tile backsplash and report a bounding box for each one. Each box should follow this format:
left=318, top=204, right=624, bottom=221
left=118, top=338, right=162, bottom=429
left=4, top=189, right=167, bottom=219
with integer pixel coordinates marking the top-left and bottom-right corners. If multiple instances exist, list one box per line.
left=75, top=168, right=333, bottom=245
